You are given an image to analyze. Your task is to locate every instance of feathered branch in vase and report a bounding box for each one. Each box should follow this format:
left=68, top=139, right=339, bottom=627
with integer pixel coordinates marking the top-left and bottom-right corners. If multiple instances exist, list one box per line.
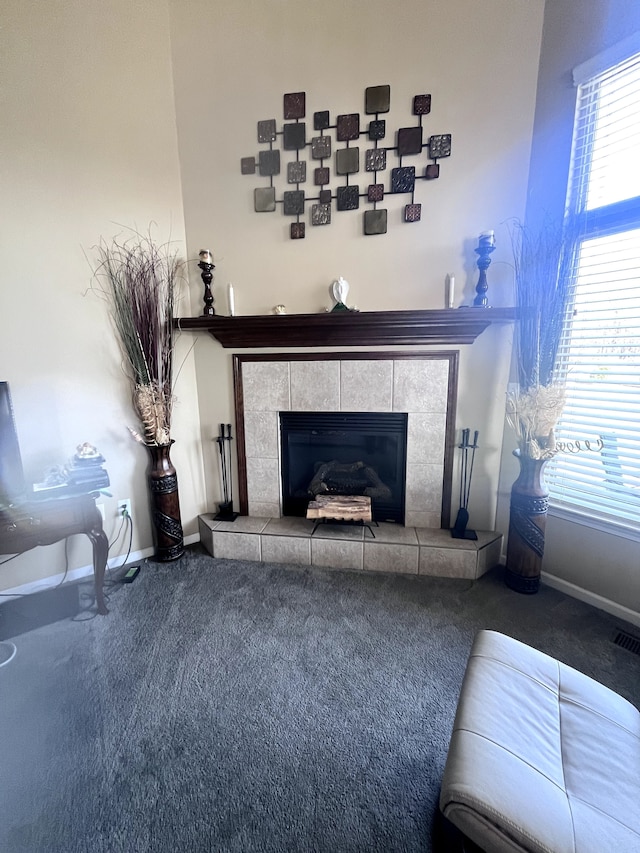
left=506, top=216, right=576, bottom=459
left=91, top=228, right=183, bottom=446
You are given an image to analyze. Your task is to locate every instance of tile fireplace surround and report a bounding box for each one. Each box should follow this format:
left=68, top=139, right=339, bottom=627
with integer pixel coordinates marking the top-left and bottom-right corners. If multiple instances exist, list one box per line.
left=198, top=351, right=503, bottom=580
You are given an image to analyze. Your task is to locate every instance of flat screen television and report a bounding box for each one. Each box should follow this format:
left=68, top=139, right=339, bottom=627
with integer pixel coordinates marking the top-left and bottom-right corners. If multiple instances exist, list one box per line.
left=0, top=382, right=26, bottom=505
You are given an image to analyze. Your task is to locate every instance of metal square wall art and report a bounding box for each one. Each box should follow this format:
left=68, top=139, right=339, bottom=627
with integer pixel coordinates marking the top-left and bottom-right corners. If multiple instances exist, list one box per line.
left=312, top=203, right=331, bottom=225
left=413, top=94, right=431, bottom=115
left=398, top=127, right=423, bottom=157
left=405, top=203, right=422, bottom=222
left=287, top=161, right=307, bottom=184
left=368, top=120, right=386, bottom=140
left=254, top=187, right=276, bottom=212
left=241, top=157, right=256, bottom=175
left=337, top=185, right=360, bottom=211
left=365, top=85, right=391, bottom=114
left=364, top=209, right=387, bottom=235
left=283, top=123, right=306, bottom=151
left=365, top=149, right=386, bottom=172
left=259, top=150, right=280, bottom=177
left=284, top=92, right=306, bottom=120
left=258, top=119, right=277, bottom=143
left=391, top=166, right=416, bottom=194
left=429, top=134, right=452, bottom=158
left=241, top=86, right=452, bottom=239
left=283, top=190, right=305, bottom=215
left=311, top=136, right=331, bottom=159
left=336, top=148, right=359, bottom=175
left=336, top=114, right=360, bottom=141
left=314, top=110, right=330, bottom=130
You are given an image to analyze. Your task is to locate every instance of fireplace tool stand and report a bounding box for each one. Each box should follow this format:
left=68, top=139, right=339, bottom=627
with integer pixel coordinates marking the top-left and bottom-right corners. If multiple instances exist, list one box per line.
left=451, top=428, right=478, bottom=540
left=214, top=423, right=239, bottom=521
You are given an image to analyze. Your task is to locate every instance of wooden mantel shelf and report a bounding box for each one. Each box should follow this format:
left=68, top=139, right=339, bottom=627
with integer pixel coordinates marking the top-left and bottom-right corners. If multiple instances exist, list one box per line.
left=174, top=307, right=516, bottom=348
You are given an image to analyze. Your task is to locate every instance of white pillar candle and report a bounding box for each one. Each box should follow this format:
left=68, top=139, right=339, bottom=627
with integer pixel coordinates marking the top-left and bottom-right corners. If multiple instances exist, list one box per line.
left=199, top=249, right=213, bottom=264
left=479, top=230, right=495, bottom=246
left=228, top=282, right=235, bottom=316
left=447, top=273, right=455, bottom=309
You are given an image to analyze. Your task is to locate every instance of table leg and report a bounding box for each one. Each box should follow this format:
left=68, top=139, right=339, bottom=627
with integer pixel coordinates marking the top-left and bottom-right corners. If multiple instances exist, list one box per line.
left=87, top=512, right=109, bottom=615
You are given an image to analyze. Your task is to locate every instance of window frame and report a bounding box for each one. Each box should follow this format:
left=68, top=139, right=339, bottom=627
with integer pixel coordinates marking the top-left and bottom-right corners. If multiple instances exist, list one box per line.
left=545, top=38, right=640, bottom=538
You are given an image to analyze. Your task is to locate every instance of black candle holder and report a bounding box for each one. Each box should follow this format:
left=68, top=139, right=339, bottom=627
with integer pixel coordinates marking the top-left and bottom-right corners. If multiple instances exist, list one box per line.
left=473, top=235, right=495, bottom=307
left=198, top=250, right=216, bottom=316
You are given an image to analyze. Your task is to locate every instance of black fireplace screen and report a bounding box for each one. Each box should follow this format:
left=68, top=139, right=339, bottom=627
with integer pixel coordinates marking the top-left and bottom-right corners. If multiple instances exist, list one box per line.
left=279, top=411, right=408, bottom=523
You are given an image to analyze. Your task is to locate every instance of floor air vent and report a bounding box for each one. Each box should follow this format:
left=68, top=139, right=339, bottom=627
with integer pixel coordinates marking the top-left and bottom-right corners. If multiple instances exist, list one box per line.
left=613, top=629, right=640, bottom=656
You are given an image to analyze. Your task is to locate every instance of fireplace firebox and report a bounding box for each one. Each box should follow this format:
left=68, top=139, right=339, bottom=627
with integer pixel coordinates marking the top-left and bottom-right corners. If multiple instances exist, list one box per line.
left=280, top=411, right=408, bottom=523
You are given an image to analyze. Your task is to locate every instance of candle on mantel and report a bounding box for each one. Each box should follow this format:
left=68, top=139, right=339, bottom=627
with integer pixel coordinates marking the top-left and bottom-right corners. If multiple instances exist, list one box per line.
left=199, top=249, right=213, bottom=264
left=447, top=273, right=455, bottom=309
left=228, top=282, right=235, bottom=317
left=478, top=230, right=495, bottom=247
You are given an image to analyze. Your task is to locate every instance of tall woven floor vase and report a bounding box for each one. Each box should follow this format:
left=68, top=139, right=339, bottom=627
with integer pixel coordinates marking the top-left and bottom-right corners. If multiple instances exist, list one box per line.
left=505, top=451, right=549, bottom=594
left=146, top=441, right=184, bottom=562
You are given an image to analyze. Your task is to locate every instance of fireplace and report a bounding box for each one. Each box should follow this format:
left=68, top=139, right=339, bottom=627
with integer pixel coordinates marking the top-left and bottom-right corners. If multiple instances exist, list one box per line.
left=233, top=352, right=458, bottom=530
left=280, top=411, right=408, bottom=523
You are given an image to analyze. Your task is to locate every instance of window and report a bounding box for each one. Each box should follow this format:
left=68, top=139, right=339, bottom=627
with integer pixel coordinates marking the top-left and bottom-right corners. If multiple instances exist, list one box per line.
left=546, top=38, right=640, bottom=534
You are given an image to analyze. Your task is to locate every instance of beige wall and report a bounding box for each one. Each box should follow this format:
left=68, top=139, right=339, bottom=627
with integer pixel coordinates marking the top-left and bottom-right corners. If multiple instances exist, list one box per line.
left=495, top=0, right=640, bottom=620
left=169, top=0, right=545, bottom=531
left=0, top=0, right=206, bottom=591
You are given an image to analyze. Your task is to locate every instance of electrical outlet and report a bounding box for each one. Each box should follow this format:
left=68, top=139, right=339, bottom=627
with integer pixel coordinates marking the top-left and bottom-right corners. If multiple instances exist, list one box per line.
left=118, top=499, right=132, bottom=520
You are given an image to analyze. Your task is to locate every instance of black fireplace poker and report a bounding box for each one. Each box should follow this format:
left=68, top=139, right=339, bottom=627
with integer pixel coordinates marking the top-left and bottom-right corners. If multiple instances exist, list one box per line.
left=214, top=423, right=239, bottom=521
left=451, top=428, right=478, bottom=540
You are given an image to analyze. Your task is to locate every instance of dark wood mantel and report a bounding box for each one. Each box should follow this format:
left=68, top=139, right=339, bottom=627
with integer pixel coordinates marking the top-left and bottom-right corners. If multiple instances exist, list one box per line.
left=175, top=307, right=516, bottom=348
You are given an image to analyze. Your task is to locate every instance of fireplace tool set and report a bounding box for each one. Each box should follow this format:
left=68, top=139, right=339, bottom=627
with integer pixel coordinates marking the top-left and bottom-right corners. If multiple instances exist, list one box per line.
left=215, top=423, right=238, bottom=521
left=451, top=428, right=478, bottom=540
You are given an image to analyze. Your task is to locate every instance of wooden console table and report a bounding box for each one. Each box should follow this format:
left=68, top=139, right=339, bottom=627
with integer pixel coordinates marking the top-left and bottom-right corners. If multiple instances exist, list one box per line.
left=0, top=493, right=109, bottom=615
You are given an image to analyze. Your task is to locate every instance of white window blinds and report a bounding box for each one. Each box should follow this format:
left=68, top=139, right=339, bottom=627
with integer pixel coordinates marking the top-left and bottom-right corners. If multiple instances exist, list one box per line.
left=545, top=46, right=640, bottom=533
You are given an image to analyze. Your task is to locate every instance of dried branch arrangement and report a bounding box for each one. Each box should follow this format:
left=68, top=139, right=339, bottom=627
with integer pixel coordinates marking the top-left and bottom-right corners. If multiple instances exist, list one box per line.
left=93, top=230, right=183, bottom=445
left=506, top=217, right=576, bottom=459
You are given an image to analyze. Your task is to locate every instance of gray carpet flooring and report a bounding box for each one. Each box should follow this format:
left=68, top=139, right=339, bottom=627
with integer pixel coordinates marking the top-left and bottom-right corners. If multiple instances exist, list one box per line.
left=1, top=546, right=638, bottom=853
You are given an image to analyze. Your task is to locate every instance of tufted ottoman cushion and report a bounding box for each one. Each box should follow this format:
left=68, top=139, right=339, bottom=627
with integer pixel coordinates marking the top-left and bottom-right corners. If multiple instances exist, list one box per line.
left=439, top=630, right=640, bottom=853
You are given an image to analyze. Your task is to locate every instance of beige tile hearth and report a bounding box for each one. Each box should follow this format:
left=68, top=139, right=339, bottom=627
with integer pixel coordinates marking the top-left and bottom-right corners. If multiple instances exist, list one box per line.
left=262, top=517, right=315, bottom=537
left=419, top=547, right=476, bottom=578
left=261, top=534, right=311, bottom=565
left=311, top=537, right=364, bottom=571
left=213, top=531, right=262, bottom=562
left=199, top=514, right=502, bottom=581
left=371, top=522, right=418, bottom=545
left=364, top=541, right=419, bottom=574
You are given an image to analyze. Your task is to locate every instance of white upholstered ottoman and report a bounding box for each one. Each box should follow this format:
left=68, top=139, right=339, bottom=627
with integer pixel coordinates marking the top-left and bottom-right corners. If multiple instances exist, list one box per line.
left=439, top=630, right=640, bottom=853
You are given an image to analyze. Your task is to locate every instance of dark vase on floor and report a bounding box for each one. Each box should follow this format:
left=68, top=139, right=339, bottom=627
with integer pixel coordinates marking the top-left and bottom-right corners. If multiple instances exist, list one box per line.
left=505, top=451, right=549, bottom=594
left=146, top=441, right=184, bottom=562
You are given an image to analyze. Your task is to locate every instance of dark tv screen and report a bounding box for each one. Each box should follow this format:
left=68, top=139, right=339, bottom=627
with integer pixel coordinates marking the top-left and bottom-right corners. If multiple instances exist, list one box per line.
left=0, top=382, right=26, bottom=503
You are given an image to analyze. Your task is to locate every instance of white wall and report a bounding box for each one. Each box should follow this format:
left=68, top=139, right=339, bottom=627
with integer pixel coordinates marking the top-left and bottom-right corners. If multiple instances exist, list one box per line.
left=0, top=0, right=206, bottom=591
left=495, top=0, right=640, bottom=620
left=168, top=0, right=545, bottom=531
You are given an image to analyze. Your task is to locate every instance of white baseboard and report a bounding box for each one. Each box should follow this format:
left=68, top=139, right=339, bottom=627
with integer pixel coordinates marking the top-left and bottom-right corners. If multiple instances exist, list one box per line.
left=541, top=571, right=640, bottom=629
left=0, top=532, right=201, bottom=601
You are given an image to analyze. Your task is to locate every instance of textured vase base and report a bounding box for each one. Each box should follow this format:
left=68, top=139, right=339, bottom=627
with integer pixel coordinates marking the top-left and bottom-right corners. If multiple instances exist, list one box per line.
left=505, top=567, right=540, bottom=594
left=152, top=543, right=185, bottom=562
